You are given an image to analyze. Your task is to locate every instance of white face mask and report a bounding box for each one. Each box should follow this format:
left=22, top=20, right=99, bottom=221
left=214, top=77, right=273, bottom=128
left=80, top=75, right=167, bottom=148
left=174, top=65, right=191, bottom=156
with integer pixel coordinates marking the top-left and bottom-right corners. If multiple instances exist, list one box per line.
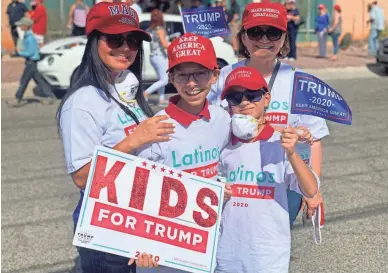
left=231, top=114, right=259, bottom=140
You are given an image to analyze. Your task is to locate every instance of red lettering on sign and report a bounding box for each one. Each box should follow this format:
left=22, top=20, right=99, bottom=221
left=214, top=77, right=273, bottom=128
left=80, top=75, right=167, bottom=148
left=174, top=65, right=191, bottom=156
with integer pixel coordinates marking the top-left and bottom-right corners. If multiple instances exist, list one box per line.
left=265, top=112, right=288, bottom=125
left=89, top=155, right=125, bottom=204
left=129, top=167, right=150, bottom=210
left=193, top=188, right=218, bottom=228
left=232, top=184, right=275, bottom=199
left=91, top=202, right=208, bottom=253
left=124, top=124, right=137, bottom=136
left=158, top=177, right=188, bottom=218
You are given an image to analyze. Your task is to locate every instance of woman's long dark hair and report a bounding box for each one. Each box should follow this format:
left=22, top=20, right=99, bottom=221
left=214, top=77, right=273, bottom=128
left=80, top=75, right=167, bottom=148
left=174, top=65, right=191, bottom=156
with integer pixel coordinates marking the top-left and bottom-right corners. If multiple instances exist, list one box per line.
left=56, top=30, right=154, bottom=132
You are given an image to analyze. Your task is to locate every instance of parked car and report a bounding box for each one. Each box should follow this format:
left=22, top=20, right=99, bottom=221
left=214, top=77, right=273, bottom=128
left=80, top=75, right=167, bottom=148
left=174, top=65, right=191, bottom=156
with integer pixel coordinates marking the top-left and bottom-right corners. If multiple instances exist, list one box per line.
left=37, top=13, right=238, bottom=92
left=376, top=37, right=388, bottom=73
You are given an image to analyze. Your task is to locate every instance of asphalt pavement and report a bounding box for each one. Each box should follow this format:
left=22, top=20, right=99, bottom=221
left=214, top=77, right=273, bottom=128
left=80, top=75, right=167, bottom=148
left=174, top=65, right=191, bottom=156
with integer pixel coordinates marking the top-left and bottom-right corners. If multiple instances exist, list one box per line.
left=2, top=77, right=388, bottom=273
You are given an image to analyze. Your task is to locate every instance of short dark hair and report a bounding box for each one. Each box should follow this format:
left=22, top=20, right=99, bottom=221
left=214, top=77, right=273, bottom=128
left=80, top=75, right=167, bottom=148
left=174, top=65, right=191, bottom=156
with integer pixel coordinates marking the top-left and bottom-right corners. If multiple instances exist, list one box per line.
left=373, top=1, right=378, bottom=5
left=237, top=27, right=290, bottom=59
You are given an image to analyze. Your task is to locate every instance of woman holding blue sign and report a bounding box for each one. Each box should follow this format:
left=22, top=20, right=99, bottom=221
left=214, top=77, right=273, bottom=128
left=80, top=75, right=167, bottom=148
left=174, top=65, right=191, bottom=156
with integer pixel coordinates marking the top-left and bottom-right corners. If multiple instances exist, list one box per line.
left=57, top=2, right=174, bottom=272
left=207, top=1, right=328, bottom=226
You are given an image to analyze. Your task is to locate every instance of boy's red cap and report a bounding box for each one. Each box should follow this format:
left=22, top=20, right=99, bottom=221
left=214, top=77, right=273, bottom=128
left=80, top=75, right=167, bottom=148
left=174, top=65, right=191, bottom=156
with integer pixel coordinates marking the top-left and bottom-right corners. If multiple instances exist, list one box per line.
left=167, top=33, right=217, bottom=72
left=85, top=2, right=151, bottom=41
left=242, top=2, right=287, bottom=31
left=318, top=4, right=326, bottom=9
left=221, top=67, right=268, bottom=99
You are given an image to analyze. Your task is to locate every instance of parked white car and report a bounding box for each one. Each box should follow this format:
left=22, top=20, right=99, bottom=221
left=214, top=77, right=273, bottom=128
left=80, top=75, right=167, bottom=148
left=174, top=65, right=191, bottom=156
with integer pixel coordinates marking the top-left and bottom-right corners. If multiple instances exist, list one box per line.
left=37, top=13, right=238, bottom=90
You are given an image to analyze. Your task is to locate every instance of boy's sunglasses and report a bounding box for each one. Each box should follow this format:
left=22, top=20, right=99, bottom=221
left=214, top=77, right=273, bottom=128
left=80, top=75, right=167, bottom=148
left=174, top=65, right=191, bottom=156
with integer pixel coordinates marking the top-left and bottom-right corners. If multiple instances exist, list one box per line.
left=102, top=34, right=141, bottom=51
left=225, top=89, right=267, bottom=106
left=245, top=26, right=284, bottom=42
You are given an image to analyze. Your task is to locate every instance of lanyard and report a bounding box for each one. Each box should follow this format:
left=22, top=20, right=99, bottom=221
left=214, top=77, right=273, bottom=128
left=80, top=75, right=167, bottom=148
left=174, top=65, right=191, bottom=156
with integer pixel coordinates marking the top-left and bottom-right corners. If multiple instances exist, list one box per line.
left=109, top=93, right=140, bottom=125
left=268, top=59, right=281, bottom=93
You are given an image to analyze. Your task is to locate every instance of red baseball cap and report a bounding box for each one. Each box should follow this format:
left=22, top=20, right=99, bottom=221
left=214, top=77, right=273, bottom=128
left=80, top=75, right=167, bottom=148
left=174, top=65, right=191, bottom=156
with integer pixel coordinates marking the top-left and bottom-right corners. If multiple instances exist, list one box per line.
left=242, top=2, right=287, bottom=31
left=167, top=33, right=217, bottom=72
left=221, top=67, right=268, bottom=100
left=318, top=4, right=326, bottom=9
left=85, top=2, right=151, bottom=41
left=333, top=4, right=341, bottom=11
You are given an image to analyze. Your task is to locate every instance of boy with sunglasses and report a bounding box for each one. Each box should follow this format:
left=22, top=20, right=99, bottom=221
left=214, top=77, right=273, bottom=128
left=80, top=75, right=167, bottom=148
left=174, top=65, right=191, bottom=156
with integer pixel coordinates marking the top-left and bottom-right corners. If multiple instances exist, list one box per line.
left=215, top=67, right=319, bottom=273
left=133, top=33, right=232, bottom=271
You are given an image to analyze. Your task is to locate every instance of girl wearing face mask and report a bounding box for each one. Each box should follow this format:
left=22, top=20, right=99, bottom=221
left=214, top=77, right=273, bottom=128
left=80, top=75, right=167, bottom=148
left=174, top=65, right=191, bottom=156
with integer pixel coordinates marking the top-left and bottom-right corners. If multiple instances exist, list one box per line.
left=57, top=2, right=174, bottom=272
left=208, top=1, right=327, bottom=226
left=216, top=67, right=319, bottom=273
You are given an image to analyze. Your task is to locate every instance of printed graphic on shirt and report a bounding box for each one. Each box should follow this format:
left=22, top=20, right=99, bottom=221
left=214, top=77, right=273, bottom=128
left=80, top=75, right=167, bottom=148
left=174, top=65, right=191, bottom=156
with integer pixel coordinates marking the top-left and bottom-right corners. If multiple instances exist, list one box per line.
left=265, top=100, right=289, bottom=125
left=232, top=184, right=275, bottom=200
left=226, top=165, right=276, bottom=184
left=172, top=146, right=221, bottom=179
left=116, top=102, right=145, bottom=136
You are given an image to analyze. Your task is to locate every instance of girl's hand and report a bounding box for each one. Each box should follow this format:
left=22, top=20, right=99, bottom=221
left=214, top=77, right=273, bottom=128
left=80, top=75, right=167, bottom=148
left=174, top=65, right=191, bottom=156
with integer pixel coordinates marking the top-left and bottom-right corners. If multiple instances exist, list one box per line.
left=296, top=126, right=313, bottom=144
left=128, top=253, right=159, bottom=268
left=224, top=183, right=233, bottom=202
left=281, top=127, right=299, bottom=156
left=130, top=115, right=175, bottom=147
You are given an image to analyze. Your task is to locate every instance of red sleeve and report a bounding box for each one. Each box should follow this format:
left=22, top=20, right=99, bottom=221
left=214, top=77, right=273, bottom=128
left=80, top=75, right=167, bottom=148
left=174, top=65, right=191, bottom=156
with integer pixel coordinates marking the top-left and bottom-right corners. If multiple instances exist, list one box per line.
left=30, top=6, right=44, bottom=21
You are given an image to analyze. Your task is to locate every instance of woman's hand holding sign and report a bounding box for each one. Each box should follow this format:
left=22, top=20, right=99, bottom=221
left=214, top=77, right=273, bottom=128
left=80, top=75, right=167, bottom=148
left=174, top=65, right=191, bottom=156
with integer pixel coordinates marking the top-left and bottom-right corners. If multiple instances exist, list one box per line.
left=128, top=252, right=159, bottom=268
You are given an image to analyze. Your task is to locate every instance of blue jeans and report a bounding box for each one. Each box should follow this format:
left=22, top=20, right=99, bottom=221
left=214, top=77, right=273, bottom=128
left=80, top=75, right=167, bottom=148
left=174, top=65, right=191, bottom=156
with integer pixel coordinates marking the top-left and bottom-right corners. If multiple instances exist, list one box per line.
left=368, top=29, right=381, bottom=56
left=287, top=188, right=303, bottom=228
left=146, top=55, right=168, bottom=102
left=317, top=30, right=328, bottom=57
left=78, top=247, right=135, bottom=273
left=287, top=29, right=298, bottom=59
left=331, top=33, right=340, bottom=55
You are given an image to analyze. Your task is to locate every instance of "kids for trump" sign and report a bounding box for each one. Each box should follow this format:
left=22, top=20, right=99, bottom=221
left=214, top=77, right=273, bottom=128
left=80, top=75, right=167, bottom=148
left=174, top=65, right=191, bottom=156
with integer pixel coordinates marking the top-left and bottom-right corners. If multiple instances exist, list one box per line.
left=73, top=146, right=225, bottom=273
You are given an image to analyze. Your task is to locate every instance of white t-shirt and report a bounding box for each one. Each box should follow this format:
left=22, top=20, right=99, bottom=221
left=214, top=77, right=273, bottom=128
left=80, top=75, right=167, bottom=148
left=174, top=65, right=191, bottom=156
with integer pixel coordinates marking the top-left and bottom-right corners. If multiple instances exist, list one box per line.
left=215, top=124, right=319, bottom=273
left=137, top=95, right=231, bottom=179
left=60, top=70, right=147, bottom=174
left=208, top=60, right=330, bottom=140
left=136, top=96, right=230, bottom=273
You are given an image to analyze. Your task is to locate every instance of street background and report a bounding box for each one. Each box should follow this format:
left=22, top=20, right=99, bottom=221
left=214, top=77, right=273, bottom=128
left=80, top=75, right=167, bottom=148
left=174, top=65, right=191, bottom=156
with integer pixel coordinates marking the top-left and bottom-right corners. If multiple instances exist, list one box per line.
left=2, top=56, right=388, bottom=272
left=2, top=0, right=388, bottom=272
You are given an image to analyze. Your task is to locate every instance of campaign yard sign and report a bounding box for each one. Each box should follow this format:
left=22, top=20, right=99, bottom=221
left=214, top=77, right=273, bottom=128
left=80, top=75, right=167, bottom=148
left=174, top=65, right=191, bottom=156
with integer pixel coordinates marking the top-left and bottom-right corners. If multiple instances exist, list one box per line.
left=181, top=6, right=230, bottom=38
left=291, top=72, right=352, bottom=125
left=73, top=146, right=224, bottom=273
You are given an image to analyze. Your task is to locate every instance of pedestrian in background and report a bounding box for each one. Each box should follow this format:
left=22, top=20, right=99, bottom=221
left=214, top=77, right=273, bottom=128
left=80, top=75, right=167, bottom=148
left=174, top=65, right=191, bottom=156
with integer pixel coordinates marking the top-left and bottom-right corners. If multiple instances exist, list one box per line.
left=27, top=0, right=47, bottom=47
left=67, top=0, right=89, bottom=36
left=315, top=4, right=330, bottom=58
left=143, top=9, right=169, bottom=106
left=367, top=1, right=385, bottom=56
left=328, top=4, right=342, bottom=61
left=6, top=0, right=28, bottom=56
left=6, top=17, right=56, bottom=107
left=285, top=0, right=301, bottom=61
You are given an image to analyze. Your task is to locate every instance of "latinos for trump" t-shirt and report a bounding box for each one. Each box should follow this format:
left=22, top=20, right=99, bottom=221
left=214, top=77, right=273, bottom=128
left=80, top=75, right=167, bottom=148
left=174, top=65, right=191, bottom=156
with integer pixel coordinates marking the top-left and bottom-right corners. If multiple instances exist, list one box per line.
left=215, top=124, right=319, bottom=273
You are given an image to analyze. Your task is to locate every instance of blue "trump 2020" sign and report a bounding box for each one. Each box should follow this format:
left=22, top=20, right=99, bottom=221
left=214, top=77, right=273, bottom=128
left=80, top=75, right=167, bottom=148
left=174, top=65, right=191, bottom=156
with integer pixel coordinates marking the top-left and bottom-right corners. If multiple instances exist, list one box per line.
left=290, top=72, right=352, bottom=125
left=181, top=7, right=230, bottom=38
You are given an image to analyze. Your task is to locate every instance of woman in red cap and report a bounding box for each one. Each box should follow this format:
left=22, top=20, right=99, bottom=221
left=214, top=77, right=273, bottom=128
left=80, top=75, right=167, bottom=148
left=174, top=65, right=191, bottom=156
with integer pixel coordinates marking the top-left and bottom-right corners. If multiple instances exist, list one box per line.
left=328, top=4, right=343, bottom=61
left=315, top=4, right=330, bottom=58
left=56, top=2, right=174, bottom=272
left=208, top=1, right=327, bottom=229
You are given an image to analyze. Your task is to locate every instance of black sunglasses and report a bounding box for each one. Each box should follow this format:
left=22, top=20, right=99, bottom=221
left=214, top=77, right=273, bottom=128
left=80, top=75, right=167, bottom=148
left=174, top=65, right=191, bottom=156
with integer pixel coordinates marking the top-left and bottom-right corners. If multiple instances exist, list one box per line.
left=103, top=34, right=141, bottom=51
left=246, top=26, right=284, bottom=42
left=225, top=89, right=267, bottom=106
